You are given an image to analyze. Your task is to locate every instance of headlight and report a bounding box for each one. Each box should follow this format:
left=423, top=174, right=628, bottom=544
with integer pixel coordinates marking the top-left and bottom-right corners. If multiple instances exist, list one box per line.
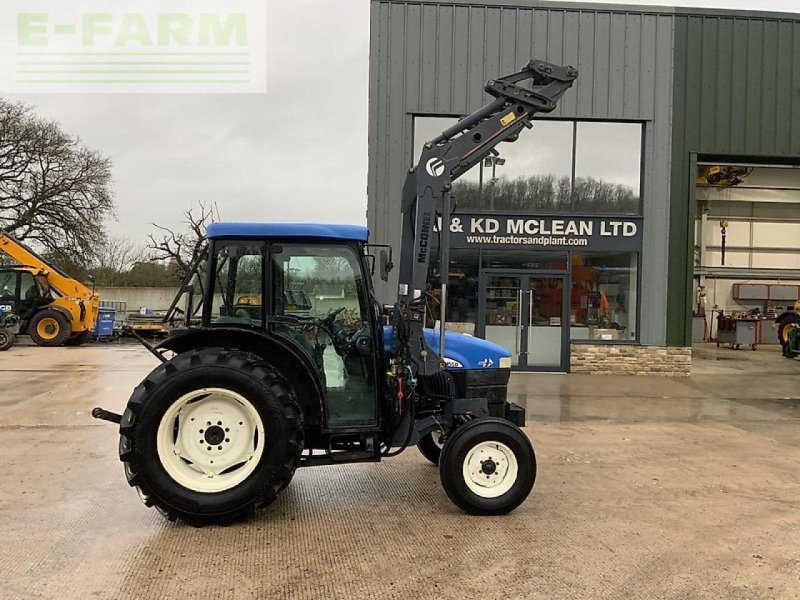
left=442, top=357, right=463, bottom=368
left=499, top=356, right=512, bottom=369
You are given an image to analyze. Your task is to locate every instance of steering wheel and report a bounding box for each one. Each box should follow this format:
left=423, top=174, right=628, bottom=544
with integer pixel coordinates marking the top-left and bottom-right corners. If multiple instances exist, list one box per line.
left=321, top=306, right=347, bottom=328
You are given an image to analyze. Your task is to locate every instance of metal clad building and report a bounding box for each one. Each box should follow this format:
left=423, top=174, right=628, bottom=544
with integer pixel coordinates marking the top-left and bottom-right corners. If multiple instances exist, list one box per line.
left=369, top=0, right=800, bottom=373
left=668, top=12, right=800, bottom=345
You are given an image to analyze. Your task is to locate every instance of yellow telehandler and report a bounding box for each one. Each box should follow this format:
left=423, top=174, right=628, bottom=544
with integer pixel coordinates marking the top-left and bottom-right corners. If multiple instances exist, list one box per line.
left=0, top=231, right=99, bottom=346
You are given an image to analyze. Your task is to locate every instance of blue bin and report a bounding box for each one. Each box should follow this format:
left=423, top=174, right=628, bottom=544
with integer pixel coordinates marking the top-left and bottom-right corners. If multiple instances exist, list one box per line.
left=93, top=307, right=116, bottom=339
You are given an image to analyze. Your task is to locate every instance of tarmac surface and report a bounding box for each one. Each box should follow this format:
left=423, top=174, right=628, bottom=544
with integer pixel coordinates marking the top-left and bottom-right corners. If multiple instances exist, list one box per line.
left=0, top=340, right=798, bottom=599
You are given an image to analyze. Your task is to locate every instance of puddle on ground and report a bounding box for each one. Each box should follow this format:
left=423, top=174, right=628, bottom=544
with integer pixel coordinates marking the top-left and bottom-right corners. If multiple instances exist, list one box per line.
left=513, top=393, right=800, bottom=424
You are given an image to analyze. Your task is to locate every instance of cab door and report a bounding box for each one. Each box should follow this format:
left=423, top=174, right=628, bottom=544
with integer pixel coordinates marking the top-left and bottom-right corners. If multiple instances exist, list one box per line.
left=0, top=271, right=18, bottom=319
left=269, top=243, right=379, bottom=428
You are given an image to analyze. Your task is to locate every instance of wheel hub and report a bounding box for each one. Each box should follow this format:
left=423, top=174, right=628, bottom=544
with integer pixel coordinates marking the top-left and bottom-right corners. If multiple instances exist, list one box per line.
left=204, top=425, right=226, bottom=446
left=480, top=458, right=497, bottom=475
left=462, top=441, right=519, bottom=499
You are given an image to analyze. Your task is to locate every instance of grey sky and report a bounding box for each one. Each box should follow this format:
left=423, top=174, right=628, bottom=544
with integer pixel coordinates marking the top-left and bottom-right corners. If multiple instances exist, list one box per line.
left=12, top=0, right=798, bottom=242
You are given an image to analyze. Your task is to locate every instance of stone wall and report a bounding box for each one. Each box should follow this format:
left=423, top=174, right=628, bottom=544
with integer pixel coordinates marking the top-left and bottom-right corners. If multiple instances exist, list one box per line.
left=570, top=344, right=691, bottom=376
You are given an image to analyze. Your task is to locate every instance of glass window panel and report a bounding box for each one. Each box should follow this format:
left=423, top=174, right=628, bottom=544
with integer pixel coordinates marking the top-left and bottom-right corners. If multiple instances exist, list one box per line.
left=19, top=272, right=38, bottom=303
left=570, top=252, right=638, bottom=341
left=574, top=122, right=642, bottom=214
left=0, top=272, right=15, bottom=300
left=209, top=244, right=264, bottom=327
left=427, top=248, right=480, bottom=334
left=487, top=120, right=574, bottom=213
left=481, top=250, right=568, bottom=271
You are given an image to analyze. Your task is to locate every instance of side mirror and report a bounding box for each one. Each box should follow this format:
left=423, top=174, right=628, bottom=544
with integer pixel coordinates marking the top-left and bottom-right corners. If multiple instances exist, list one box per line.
left=88, top=274, right=96, bottom=293
left=379, top=249, right=393, bottom=282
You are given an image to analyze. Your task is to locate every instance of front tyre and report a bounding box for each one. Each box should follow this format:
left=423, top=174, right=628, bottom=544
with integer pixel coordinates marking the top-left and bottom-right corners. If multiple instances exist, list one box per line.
left=29, top=309, right=71, bottom=346
left=0, top=329, right=15, bottom=351
left=439, top=418, right=536, bottom=515
left=119, top=348, right=303, bottom=525
left=417, top=431, right=445, bottom=465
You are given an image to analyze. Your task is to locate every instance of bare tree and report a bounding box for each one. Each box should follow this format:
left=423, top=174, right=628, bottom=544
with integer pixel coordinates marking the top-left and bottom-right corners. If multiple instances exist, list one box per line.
left=0, top=98, right=115, bottom=263
left=92, top=236, right=145, bottom=286
left=147, top=201, right=215, bottom=280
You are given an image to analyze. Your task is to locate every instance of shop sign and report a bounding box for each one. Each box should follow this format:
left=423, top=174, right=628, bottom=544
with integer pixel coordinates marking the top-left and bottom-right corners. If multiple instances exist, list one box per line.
left=436, top=213, right=643, bottom=251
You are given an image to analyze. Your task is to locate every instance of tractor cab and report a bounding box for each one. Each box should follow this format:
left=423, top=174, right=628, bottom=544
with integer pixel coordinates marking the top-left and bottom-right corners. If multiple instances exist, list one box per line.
left=164, top=223, right=386, bottom=430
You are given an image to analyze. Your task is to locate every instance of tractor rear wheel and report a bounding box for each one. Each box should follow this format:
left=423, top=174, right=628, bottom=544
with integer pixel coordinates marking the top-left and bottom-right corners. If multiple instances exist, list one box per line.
left=0, top=329, right=14, bottom=351
left=417, top=431, right=445, bottom=465
left=118, top=348, right=304, bottom=525
left=64, top=330, right=91, bottom=346
left=439, top=418, right=536, bottom=515
left=29, top=309, right=71, bottom=346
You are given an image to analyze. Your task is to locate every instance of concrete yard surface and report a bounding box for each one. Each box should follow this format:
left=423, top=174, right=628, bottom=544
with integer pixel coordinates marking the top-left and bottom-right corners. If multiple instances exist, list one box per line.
left=0, top=342, right=799, bottom=599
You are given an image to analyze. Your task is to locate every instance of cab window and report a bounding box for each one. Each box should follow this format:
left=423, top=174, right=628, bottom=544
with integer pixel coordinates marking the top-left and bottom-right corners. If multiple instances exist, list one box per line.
left=209, top=244, right=264, bottom=327
left=0, top=272, right=15, bottom=301
left=19, top=272, right=38, bottom=302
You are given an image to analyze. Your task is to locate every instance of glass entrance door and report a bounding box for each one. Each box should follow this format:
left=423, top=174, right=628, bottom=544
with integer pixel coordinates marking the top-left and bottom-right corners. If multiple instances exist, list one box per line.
left=526, top=276, right=566, bottom=369
left=481, top=273, right=568, bottom=371
left=483, top=275, right=524, bottom=366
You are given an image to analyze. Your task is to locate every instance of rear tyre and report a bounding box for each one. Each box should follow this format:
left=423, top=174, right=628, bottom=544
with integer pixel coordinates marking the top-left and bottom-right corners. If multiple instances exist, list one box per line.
left=64, top=330, right=91, bottom=346
left=439, top=418, right=536, bottom=515
left=29, top=310, right=71, bottom=346
left=777, top=313, right=800, bottom=345
left=417, top=431, right=445, bottom=465
left=0, top=330, right=14, bottom=351
left=118, top=348, right=304, bottom=525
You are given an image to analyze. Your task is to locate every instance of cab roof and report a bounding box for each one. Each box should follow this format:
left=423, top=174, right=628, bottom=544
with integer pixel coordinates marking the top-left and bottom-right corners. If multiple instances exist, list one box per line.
left=0, top=265, right=38, bottom=272
left=206, top=222, right=369, bottom=243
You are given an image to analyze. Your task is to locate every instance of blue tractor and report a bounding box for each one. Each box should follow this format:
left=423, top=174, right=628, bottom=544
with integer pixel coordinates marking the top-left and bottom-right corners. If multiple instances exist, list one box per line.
left=94, top=59, right=577, bottom=524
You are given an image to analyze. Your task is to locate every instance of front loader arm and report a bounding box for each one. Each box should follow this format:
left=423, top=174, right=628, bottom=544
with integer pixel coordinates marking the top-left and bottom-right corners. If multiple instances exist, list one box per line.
left=393, top=59, right=578, bottom=373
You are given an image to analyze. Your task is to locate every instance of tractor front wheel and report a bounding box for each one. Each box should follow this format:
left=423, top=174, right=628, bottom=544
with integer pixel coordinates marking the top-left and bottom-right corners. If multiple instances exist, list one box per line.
left=29, top=309, right=72, bottom=346
left=118, top=348, right=304, bottom=525
left=439, top=418, right=536, bottom=515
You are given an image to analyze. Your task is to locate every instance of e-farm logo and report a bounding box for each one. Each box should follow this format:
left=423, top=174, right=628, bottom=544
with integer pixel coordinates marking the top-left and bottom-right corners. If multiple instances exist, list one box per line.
left=1, top=1, right=267, bottom=93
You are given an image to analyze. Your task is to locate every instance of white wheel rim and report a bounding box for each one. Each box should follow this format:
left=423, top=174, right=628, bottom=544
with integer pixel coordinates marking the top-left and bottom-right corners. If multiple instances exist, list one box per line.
left=156, top=387, right=265, bottom=493
left=462, top=441, right=519, bottom=499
